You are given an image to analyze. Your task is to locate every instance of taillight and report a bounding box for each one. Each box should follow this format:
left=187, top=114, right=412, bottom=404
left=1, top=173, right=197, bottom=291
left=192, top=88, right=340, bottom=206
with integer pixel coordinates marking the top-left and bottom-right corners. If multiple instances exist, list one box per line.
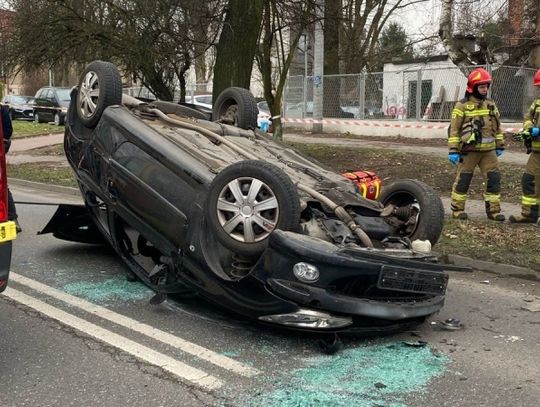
left=0, top=117, right=7, bottom=222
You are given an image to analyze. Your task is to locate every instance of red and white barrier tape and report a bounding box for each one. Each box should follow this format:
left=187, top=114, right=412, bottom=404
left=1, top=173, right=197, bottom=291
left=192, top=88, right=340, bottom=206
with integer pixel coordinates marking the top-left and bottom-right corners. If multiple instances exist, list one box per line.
left=281, top=118, right=521, bottom=132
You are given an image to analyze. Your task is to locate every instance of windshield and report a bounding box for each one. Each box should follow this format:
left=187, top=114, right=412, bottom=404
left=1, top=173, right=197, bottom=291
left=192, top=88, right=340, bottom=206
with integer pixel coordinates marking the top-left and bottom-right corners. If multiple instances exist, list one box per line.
left=9, top=96, right=34, bottom=104
left=56, top=88, right=72, bottom=101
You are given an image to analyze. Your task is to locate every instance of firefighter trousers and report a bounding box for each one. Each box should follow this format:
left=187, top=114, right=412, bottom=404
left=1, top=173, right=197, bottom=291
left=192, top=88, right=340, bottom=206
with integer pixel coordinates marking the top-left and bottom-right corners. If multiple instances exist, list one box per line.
left=451, top=150, right=502, bottom=214
left=518, top=152, right=540, bottom=218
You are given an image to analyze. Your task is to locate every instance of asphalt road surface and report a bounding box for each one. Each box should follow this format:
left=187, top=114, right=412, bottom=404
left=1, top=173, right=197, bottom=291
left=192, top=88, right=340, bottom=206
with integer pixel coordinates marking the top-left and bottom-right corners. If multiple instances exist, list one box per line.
left=1, top=184, right=538, bottom=407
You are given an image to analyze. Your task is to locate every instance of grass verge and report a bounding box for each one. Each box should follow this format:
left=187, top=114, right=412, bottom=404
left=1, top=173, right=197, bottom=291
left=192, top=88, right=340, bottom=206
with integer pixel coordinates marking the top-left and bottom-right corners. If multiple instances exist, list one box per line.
left=8, top=163, right=76, bottom=187
left=438, top=219, right=539, bottom=271
left=289, top=142, right=523, bottom=201
left=12, top=121, right=64, bottom=138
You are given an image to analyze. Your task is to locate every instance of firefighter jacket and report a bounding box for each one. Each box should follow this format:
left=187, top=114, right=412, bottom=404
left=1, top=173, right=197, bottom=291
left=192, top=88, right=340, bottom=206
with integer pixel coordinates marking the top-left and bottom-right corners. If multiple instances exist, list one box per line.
left=523, top=98, right=540, bottom=153
left=448, top=96, right=504, bottom=153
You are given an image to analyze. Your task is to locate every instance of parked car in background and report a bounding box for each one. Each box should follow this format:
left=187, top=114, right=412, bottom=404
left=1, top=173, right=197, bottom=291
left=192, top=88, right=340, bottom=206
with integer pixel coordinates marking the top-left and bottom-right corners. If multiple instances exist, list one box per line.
left=1, top=95, right=35, bottom=120
left=33, top=86, right=72, bottom=125
left=286, top=101, right=358, bottom=119
left=185, top=94, right=213, bottom=109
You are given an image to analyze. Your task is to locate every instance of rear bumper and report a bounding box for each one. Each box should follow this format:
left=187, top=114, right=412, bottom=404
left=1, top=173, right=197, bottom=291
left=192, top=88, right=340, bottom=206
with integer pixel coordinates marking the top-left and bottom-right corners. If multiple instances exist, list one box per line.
left=0, top=221, right=17, bottom=293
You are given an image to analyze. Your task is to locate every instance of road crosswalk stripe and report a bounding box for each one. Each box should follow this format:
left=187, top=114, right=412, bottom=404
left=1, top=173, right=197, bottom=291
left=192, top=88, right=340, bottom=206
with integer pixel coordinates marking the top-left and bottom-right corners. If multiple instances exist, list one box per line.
left=4, top=287, right=223, bottom=390
left=10, top=272, right=260, bottom=377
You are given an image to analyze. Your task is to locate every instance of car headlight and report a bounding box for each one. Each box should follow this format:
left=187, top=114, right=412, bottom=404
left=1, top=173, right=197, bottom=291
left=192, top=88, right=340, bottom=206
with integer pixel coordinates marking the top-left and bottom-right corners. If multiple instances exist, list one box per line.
left=61, top=107, right=68, bottom=113
left=293, top=262, right=319, bottom=283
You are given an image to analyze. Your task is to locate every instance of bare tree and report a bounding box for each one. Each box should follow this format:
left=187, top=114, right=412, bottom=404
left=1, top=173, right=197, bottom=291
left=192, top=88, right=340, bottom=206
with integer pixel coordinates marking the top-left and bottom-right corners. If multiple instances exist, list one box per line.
left=212, top=0, right=264, bottom=100
left=439, top=0, right=540, bottom=67
left=7, top=0, right=224, bottom=100
left=255, top=0, right=319, bottom=140
left=340, top=0, right=429, bottom=74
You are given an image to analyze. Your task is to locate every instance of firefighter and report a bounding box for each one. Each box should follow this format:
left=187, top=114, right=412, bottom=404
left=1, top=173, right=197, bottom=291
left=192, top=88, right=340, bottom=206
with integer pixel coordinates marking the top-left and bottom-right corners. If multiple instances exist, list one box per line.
left=509, top=69, right=540, bottom=223
left=448, top=67, right=505, bottom=221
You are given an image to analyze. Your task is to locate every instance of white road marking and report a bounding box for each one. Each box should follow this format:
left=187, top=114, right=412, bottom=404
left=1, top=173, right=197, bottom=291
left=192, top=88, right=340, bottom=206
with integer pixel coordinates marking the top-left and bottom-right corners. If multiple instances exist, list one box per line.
left=4, top=287, right=222, bottom=390
left=10, top=272, right=260, bottom=377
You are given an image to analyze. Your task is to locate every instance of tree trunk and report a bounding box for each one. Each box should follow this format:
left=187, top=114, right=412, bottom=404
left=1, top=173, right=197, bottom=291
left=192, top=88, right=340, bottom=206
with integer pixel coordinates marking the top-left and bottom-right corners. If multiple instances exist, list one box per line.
left=323, top=0, right=341, bottom=117
left=439, top=0, right=472, bottom=68
left=213, top=0, right=263, bottom=100
left=524, top=0, right=540, bottom=67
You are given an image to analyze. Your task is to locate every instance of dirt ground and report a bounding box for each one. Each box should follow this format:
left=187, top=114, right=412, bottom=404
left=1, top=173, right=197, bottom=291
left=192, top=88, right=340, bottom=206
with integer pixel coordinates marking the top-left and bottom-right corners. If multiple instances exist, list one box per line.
left=288, top=140, right=524, bottom=202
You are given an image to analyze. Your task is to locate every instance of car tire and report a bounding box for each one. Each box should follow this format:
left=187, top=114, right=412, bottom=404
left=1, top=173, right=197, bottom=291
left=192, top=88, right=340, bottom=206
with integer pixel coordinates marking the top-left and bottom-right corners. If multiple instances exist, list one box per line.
left=380, top=179, right=444, bottom=246
left=206, top=160, right=300, bottom=256
left=54, top=113, right=63, bottom=126
left=76, top=60, right=122, bottom=129
left=34, top=112, right=42, bottom=124
left=212, top=87, right=258, bottom=130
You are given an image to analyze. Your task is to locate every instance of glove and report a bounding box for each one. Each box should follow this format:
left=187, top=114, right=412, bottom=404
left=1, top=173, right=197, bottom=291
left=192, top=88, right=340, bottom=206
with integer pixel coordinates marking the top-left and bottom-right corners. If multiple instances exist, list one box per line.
left=448, top=152, right=461, bottom=165
left=531, top=127, right=540, bottom=137
left=495, top=148, right=504, bottom=157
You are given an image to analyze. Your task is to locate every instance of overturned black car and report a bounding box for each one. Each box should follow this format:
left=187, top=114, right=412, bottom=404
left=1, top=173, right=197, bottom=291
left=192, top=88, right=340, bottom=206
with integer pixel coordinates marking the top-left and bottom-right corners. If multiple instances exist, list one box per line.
left=42, top=61, right=468, bottom=334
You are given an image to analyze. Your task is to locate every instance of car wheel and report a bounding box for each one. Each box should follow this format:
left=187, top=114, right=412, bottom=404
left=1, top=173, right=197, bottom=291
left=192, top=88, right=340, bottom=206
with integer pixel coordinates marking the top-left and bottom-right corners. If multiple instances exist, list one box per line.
left=206, top=160, right=300, bottom=256
left=212, top=87, right=258, bottom=130
left=54, top=113, right=63, bottom=126
left=380, top=179, right=444, bottom=246
left=34, top=112, right=41, bottom=123
left=76, top=60, right=122, bottom=128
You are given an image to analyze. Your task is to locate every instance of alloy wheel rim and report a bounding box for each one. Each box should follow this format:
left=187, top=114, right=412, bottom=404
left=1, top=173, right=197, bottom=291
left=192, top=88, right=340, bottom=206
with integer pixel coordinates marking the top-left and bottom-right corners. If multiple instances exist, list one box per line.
left=79, top=71, right=100, bottom=118
left=216, top=176, right=279, bottom=243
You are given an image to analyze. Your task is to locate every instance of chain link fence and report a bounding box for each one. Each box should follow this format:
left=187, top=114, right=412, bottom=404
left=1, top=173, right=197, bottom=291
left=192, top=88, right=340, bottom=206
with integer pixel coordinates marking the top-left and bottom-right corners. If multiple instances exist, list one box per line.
left=284, top=65, right=538, bottom=122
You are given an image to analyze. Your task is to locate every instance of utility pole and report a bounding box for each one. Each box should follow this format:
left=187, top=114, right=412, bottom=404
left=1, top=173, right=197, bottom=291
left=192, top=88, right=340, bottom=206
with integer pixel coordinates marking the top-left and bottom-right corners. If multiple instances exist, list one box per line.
left=312, top=0, right=324, bottom=133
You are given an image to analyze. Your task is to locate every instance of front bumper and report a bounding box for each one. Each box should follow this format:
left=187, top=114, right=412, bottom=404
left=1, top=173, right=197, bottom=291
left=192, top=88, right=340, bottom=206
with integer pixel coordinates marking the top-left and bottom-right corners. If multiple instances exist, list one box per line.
left=253, top=230, right=456, bottom=322
left=12, top=109, right=34, bottom=120
left=0, top=221, right=16, bottom=293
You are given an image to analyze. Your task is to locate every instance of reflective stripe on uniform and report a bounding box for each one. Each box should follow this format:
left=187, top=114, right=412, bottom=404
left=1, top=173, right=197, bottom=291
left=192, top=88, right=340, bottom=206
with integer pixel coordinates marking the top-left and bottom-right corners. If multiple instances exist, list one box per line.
left=463, top=109, right=491, bottom=116
left=483, top=193, right=500, bottom=203
left=452, top=109, right=464, bottom=118
left=521, top=196, right=538, bottom=206
left=495, top=133, right=504, bottom=141
left=448, top=136, right=461, bottom=144
left=475, top=141, right=497, bottom=150
left=451, top=191, right=467, bottom=201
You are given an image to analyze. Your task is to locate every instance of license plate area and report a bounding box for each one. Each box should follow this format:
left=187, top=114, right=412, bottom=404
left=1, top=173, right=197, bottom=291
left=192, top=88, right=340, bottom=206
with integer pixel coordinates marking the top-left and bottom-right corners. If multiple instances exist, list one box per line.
left=377, top=266, right=448, bottom=295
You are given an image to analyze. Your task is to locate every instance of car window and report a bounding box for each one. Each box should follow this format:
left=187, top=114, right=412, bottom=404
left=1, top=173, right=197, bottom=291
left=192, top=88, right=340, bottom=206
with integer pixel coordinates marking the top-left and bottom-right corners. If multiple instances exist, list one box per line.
left=43, top=89, right=53, bottom=100
left=9, top=96, right=30, bottom=104
left=113, top=140, right=194, bottom=207
left=35, top=89, right=44, bottom=99
left=197, top=96, right=212, bottom=104
left=56, top=88, right=72, bottom=101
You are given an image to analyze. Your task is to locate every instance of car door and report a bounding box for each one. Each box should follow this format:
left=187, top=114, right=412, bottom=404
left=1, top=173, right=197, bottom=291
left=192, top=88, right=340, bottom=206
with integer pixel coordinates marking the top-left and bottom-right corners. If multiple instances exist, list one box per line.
left=36, top=89, right=55, bottom=122
left=107, top=135, right=190, bottom=249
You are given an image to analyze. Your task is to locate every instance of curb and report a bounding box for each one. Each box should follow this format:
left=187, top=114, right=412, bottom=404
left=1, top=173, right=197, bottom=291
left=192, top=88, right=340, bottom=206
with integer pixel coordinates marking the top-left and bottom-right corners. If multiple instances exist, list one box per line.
left=445, top=254, right=539, bottom=282
left=8, top=178, right=80, bottom=197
